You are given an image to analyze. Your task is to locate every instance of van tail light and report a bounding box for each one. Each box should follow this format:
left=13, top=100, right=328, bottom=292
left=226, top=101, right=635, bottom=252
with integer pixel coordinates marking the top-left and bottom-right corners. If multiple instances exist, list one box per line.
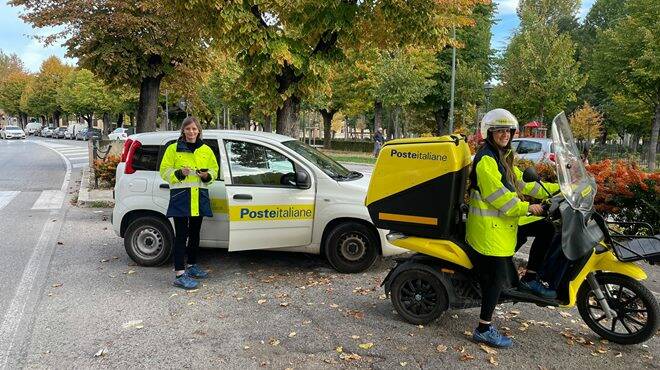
left=124, top=140, right=141, bottom=174
left=548, top=153, right=556, bottom=162
left=120, top=138, right=134, bottom=162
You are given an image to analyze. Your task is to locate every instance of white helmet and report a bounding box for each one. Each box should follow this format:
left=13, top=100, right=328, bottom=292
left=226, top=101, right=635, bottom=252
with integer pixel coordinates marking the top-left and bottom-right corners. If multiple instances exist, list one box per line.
left=480, top=108, right=518, bottom=136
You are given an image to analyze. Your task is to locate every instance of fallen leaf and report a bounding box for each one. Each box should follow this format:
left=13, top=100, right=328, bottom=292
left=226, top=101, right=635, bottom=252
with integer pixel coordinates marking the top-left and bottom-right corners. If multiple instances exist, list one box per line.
left=170, top=293, right=178, bottom=298
left=488, top=355, right=499, bottom=366
left=288, top=332, right=297, bottom=338
left=460, top=353, right=475, bottom=361
left=358, top=342, right=374, bottom=350
left=339, top=353, right=361, bottom=361
left=100, top=259, right=109, bottom=263
left=463, top=330, right=472, bottom=337
left=94, top=348, right=107, bottom=357
left=436, top=344, right=448, bottom=353
left=329, top=303, right=339, bottom=308
left=121, top=320, right=144, bottom=329
left=451, top=314, right=459, bottom=319
left=559, top=311, right=572, bottom=318
left=379, top=294, right=387, bottom=300
left=335, top=346, right=343, bottom=353
left=400, top=362, right=408, bottom=366
left=345, top=309, right=365, bottom=320
left=243, top=346, right=250, bottom=350
left=257, top=299, right=267, bottom=305
left=51, top=283, right=62, bottom=288
left=187, top=301, right=196, bottom=306
left=596, top=347, right=608, bottom=354
left=323, top=358, right=338, bottom=364
left=268, top=338, right=280, bottom=346
left=280, top=302, right=290, bottom=307
left=302, top=320, right=311, bottom=325
left=416, top=325, right=424, bottom=329
left=351, top=335, right=360, bottom=340
left=480, top=344, right=498, bottom=355
left=615, top=352, right=623, bottom=358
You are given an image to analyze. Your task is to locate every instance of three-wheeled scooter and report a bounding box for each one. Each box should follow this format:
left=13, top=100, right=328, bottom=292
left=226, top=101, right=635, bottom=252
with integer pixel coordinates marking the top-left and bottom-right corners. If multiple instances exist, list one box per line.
left=365, top=112, right=659, bottom=344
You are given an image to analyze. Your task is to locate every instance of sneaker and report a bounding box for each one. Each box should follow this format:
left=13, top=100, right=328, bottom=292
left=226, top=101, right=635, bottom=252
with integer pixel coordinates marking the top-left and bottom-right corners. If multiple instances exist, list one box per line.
left=186, top=264, right=208, bottom=279
left=473, top=325, right=513, bottom=348
left=519, top=279, right=557, bottom=299
left=173, top=272, right=199, bottom=290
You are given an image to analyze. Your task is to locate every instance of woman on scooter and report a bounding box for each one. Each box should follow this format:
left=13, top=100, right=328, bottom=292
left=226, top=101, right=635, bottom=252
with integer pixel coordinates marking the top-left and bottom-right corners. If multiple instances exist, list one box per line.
left=467, top=109, right=560, bottom=348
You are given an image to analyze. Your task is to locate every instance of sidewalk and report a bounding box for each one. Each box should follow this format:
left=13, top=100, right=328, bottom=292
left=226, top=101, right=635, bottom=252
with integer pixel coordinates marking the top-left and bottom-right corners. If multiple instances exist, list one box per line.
left=77, top=168, right=114, bottom=207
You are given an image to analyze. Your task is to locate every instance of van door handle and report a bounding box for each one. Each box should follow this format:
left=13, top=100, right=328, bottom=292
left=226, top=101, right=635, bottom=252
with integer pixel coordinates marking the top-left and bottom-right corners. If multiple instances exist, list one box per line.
left=159, top=184, right=169, bottom=189
left=233, top=194, right=252, bottom=200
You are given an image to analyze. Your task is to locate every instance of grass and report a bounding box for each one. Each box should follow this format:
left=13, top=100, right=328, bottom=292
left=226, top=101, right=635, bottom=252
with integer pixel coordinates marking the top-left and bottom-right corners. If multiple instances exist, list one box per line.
left=320, top=149, right=377, bottom=165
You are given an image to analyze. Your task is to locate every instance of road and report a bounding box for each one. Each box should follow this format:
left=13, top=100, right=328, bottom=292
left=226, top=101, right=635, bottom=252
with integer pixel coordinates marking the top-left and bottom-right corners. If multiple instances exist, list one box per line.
left=0, top=136, right=657, bottom=368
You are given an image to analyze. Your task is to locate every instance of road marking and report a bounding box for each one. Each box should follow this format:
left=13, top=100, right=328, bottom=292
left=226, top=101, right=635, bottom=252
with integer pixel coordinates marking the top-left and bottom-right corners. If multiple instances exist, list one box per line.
left=0, top=191, right=20, bottom=211
left=67, top=156, right=89, bottom=161
left=31, top=190, right=66, bottom=210
left=72, top=163, right=88, bottom=168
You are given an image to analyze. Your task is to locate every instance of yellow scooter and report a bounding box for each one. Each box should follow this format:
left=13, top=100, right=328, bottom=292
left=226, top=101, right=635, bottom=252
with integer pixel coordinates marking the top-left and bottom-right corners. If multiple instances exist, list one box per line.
left=366, top=112, right=659, bottom=344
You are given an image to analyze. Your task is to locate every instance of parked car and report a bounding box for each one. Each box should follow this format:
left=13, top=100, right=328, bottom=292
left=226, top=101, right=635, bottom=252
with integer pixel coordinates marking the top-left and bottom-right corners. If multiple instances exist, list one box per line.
left=40, top=127, right=53, bottom=137
left=65, top=123, right=85, bottom=139
left=25, top=122, right=42, bottom=135
left=112, top=130, right=405, bottom=273
left=512, top=138, right=554, bottom=163
left=108, top=127, right=131, bottom=141
left=1, top=125, right=26, bottom=139
left=76, top=127, right=102, bottom=140
left=52, top=127, right=68, bottom=139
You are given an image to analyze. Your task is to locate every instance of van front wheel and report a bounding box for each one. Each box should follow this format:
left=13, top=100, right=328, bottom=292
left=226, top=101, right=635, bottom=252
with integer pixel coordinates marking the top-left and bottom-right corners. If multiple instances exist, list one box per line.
left=124, top=216, right=173, bottom=266
left=324, top=222, right=379, bottom=273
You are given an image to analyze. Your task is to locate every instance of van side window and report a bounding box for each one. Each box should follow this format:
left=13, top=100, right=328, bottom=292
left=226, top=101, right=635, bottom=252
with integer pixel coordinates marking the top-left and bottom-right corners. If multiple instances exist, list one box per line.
left=156, top=139, right=222, bottom=180
left=224, top=140, right=295, bottom=186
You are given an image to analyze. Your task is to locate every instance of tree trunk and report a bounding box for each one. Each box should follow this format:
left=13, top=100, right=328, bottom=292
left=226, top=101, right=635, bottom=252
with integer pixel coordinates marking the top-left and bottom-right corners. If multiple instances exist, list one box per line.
left=276, top=95, right=300, bottom=138
left=117, top=113, right=124, bottom=129
left=85, top=114, right=94, bottom=130
left=136, top=75, right=163, bottom=133
left=374, top=100, right=383, bottom=133
left=631, top=134, right=639, bottom=152
left=319, top=109, right=335, bottom=149
left=434, top=109, right=449, bottom=136
left=102, top=112, right=110, bottom=134
left=394, top=106, right=401, bottom=139
left=648, top=102, right=660, bottom=171
left=264, top=115, right=272, bottom=133
left=53, top=111, right=61, bottom=127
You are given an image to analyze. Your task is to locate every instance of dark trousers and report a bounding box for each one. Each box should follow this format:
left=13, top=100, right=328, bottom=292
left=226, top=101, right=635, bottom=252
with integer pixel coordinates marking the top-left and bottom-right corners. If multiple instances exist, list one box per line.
left=172, top=216, right=204, bottom=271
left=516, top=219, right=558, bottom=273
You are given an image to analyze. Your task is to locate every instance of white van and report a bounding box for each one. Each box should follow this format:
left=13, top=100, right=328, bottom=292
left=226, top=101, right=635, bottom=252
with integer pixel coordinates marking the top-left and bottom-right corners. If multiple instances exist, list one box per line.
left=65, top=123, right=85, bottom=140
left=112, top=130, right=405, bottom=273
left=25, top=122, right=42, bottom=135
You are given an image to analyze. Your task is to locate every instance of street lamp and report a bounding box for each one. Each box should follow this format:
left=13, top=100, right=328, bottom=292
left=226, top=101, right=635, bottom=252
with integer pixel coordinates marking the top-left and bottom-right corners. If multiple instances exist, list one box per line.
left=484, top=82, right=494, bottom=112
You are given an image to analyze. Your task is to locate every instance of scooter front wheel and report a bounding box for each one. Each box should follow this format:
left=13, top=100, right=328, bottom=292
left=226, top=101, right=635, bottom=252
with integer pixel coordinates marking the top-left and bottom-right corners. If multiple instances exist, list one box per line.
left=577, top=273, right=659, bottom=344
left=390, top=268, right=449, bottom=325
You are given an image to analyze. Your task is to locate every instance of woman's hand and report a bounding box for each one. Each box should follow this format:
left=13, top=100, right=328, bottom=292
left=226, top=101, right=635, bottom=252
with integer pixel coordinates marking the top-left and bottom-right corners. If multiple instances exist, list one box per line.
left=197, top=169, right=209, bottom=180
left=528, top=204, right=544, bottom=216
left=180, top=167, right=192, bottom=176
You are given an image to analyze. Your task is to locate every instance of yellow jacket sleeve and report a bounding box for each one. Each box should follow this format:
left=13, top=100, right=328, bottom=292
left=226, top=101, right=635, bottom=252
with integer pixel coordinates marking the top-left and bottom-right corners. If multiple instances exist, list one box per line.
left=202, top=145, right=220, bottom=184
left=476, top=156, right=529, bottom=217
left=159, top=144, right=180, bottom=184
left=513, top=167, right=560, bottom=199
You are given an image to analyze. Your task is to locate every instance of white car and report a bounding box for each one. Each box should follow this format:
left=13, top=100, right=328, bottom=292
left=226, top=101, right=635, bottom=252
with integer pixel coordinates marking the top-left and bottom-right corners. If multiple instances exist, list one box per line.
left=112, top=130, right=405, bottom=273
left=1, top=126, right=26, bottom=139
left=108, top=127, right=130, bottom=140
left=25, top=122, right=42, bottom=135
left=512, top=138, right=554, bottom=163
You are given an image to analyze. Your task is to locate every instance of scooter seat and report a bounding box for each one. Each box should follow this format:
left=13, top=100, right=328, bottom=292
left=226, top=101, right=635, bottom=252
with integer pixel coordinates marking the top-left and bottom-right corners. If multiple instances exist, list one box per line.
left=613, top=235, right=660, bottom=263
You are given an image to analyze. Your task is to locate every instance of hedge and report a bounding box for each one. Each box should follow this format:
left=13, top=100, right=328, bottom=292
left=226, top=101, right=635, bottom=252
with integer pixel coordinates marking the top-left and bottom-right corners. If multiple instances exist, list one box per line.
left=328, top=139, right=375, bottom=153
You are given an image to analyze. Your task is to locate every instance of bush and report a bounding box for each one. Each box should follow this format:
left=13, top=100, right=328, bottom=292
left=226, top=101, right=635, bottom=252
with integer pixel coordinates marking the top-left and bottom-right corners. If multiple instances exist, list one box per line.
left=93, top=154, right=120, bottom=188
left=329, top=139, right=374, bottom=153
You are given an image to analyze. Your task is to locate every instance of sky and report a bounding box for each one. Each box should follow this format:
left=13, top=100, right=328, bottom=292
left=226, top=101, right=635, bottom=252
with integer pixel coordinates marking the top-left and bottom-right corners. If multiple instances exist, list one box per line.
left=1, top=0, right=595, bottom=73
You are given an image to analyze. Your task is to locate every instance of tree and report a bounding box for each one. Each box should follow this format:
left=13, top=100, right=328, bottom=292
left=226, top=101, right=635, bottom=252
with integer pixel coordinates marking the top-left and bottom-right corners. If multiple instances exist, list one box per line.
left=518, top=0, right=580, bottom=33
left=569, top=102, right=604, bottom=146
left=176, top=0, right=486, bottom=137
left=591, top=0, right=660, bottom=170
left=0, top=71, right=31, bottom=127
left=0, top=51, right=23, bottom=78
left=11, top=0, right=210, bottom=133
left=57, top=69, right=114, bottom=129
left=25, top=56, right=72, bottom=125
left=495, top=18, right=585, bottom=123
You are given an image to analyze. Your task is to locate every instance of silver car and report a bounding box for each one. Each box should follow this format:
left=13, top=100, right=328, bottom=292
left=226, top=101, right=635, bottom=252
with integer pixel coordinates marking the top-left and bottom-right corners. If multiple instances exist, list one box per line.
left=1, top=126, right=26, bottom=139
left=512, top=138, right=554, bottom=163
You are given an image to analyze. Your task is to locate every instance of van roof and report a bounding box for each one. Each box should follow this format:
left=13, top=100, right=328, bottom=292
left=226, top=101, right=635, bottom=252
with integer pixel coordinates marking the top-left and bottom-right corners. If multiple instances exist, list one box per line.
left=128, top=130, right=295, bottom=145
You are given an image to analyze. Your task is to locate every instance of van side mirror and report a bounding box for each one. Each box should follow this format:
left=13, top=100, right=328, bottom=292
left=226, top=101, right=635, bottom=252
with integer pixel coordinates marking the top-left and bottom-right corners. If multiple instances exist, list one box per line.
left=522, top=167, right=540, bottom=183
left=295, top=170, right=311, bottom=189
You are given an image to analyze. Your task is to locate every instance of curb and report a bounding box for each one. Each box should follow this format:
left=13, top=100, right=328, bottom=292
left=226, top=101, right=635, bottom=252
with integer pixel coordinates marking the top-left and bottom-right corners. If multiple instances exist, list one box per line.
left=77, top=168, right=114, bottom=207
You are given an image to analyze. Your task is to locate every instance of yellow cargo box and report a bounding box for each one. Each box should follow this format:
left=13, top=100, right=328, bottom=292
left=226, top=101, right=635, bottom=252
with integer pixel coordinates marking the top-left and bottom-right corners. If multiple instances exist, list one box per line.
left=366, top=135, right=472, bottom=239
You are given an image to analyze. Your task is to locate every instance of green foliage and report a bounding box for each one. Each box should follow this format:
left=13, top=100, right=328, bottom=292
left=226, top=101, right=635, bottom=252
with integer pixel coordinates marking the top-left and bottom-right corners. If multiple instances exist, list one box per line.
left=21, top=57, right=73, bottom=120
left=57, top=69, right=113, bottom=120
left=0, top=71, right=30, bottom=117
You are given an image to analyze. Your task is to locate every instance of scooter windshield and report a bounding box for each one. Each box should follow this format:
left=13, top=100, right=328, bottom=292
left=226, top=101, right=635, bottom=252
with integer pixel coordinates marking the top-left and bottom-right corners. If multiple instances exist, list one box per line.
left=551, top=112, right=596, bottom=212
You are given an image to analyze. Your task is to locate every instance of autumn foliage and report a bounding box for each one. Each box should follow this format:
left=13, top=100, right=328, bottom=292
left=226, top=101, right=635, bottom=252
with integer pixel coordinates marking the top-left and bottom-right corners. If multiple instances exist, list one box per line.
left=93, top=155, right=120, bottom=188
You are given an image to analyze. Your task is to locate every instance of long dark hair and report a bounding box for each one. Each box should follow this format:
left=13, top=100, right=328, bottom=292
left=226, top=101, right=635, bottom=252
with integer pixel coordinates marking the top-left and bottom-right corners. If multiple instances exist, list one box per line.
left=479, top=130, right=522, bottom=197
left=179, top=116, right=202, bottom=141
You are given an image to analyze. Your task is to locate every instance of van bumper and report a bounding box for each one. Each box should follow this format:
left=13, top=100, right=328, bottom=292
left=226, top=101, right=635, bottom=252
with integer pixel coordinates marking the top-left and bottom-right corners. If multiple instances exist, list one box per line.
left=378, top=229, right=408, bottom=256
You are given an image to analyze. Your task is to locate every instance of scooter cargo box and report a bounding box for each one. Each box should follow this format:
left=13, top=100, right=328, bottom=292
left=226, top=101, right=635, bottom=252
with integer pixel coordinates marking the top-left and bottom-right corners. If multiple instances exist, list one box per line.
left=365, top=135, right=472, bottom=239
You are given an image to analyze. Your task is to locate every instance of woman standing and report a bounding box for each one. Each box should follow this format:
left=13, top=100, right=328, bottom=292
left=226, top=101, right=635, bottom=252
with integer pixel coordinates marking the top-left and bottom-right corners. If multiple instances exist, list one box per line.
left=159, top=116, right=219, bottom=290
left=466, top=109, right=559, bottom=348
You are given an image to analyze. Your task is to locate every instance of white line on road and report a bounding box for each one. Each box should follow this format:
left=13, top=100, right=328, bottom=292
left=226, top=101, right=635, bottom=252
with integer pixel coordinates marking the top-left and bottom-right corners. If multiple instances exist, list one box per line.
left=67, top=156, right=89, bottom=161
left=31, top=190, right=66, bottom=210
left=57, top=149, right=87, bottom=154
left=0, top=141, right=73, bottom=368
left=0, top=191, right=20, bottom=211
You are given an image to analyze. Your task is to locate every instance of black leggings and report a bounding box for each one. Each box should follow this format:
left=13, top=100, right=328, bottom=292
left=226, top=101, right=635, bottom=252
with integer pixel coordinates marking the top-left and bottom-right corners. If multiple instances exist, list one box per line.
left=473, top=253, right=516, bottom=322
left=172, top=216, right=204, bottom=271
left=516, top=219, right=557, bottom=273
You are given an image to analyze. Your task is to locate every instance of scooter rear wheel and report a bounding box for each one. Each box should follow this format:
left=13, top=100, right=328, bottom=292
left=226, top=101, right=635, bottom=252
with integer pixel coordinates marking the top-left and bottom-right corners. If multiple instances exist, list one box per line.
left=390, top=268, right=449, bottom=325
left=577, top=273, right=659, bottom=345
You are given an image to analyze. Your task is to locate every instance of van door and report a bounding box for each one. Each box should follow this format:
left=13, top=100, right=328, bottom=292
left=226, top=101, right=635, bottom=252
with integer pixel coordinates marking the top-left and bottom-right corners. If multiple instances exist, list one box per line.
left=223, top=138, right=315, bottom=251
left=153, top=138, right=229, bottom=247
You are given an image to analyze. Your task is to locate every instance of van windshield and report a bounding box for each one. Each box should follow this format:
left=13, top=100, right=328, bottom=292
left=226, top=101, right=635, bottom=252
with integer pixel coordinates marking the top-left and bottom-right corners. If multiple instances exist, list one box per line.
left=282, top=140, right=357, bottom=180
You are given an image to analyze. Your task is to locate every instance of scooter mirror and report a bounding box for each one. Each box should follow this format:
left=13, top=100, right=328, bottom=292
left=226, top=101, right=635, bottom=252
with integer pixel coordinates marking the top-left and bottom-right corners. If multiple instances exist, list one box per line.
left=522, top=167, right=540, bottom=183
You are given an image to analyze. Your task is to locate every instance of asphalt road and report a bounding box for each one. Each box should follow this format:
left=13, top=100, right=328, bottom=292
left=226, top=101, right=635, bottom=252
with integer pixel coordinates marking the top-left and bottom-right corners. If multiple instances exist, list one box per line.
left=0, top=136, right=658, bottom=369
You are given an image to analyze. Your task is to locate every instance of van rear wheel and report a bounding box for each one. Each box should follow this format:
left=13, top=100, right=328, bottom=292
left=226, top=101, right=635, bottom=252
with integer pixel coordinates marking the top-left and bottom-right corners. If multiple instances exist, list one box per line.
left=124, top=216, right=173, bottom=266
left=324, top=222, right=379, bottom=273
